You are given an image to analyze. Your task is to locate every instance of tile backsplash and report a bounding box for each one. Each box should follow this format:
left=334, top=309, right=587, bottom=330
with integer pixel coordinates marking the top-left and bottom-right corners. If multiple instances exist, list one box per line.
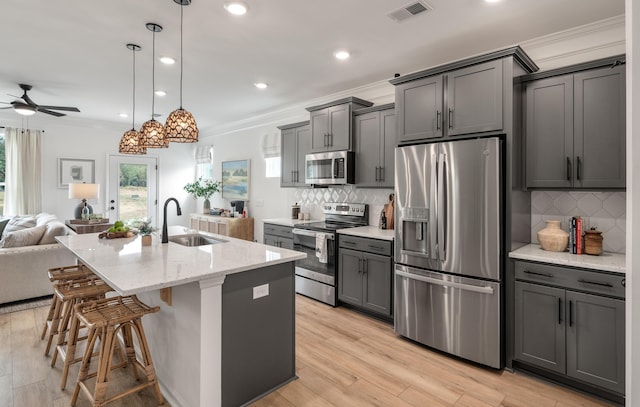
left=531, top=191, right=626, bottom=253
left=293, top=185, right=394, bottom=227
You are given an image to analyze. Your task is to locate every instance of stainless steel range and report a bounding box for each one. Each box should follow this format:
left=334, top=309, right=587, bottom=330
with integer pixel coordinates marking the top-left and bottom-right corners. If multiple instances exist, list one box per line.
left=292, top=203, right=368, bottom=306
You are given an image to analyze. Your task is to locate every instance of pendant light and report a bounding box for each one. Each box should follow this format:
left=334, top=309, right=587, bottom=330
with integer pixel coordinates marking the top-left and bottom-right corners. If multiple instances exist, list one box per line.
left=164, top=0, right=198, bottom=143
left=140, top=23, right=168, bottom=148
left=119, top=43, right=147, bottom=155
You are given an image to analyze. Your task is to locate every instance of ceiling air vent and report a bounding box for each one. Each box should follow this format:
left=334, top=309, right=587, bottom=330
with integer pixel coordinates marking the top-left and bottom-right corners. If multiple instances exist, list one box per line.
left=387, top=1, right=433, bottom=22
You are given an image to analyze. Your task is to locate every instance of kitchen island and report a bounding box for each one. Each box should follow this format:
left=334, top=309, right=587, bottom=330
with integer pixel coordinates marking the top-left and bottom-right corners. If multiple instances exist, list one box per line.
left=56, top=226, right=306, bottom=407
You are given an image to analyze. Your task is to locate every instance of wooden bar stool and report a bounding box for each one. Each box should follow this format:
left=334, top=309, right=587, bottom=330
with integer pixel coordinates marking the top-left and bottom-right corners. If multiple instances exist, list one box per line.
left=41, top=264, right=95, bottom=355
left=71, top=295, right=164, bottom=407
left=50, top=278, right=114, bottom=390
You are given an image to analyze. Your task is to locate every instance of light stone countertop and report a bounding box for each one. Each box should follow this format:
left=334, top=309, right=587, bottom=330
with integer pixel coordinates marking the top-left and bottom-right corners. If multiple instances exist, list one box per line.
left=509, top=244, right=626, bottom=274
left=55, top=225, right=306, bottom=296
left=263, top=218, right=320, bottom=227
left=337, top=226, right=395, bottom=241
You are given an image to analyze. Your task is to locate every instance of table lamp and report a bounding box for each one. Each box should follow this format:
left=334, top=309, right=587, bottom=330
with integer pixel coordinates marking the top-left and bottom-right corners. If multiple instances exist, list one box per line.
left=69, top=183, right=99, bottom=220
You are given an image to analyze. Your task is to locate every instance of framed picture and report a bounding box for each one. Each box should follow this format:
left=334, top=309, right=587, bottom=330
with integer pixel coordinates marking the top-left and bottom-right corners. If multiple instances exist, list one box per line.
left=58, top=158, right=95, bottom=188
left=222, top=159, right=250, bottom=200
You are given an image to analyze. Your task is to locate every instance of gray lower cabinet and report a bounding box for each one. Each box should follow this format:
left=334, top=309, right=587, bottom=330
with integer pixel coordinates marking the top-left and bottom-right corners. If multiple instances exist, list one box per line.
left=513, top=260, right=625, bottom=395
left=338, top=235, right=392, bottom=318
left=278, top=121, right=310, bottom=187
left=395, top=59, right=503, bottom=144
left=353, top=104, right=395, bottom=187
left=524, top=59, right=625, bottom=189
left=306, top=97, right=373, bottom=153
left=263, top=223, right=294, bottom=250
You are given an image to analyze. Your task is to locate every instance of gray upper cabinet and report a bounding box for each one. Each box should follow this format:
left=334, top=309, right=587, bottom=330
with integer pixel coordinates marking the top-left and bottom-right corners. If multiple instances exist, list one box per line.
left=278, top=121, right=310, bottom=188
left=354, top=104, right=396, bottom=188
left=523, top=58, right=626, bottom=189
left=574, top=66, right=626, bottom=188
left=306, top=97, right=373, bottom=153
left=395, top=59, right=503, bottom=144
left=525, top=76, right=574, bottom=188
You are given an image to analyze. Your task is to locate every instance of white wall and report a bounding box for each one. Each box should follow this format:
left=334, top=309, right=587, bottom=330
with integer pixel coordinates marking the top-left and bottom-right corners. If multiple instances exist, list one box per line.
left=36, top=120, right=196, bottom=228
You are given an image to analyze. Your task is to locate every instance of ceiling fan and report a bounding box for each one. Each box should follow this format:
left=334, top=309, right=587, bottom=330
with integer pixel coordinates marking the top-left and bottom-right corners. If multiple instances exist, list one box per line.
left=0, top=84, right=80, bottom=117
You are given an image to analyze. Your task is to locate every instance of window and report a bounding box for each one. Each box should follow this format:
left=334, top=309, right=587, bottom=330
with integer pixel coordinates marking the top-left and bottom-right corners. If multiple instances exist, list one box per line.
left=197, top=162, right=213, bottom=179
left=195, top=145, right=213, bottom=179
left=265, top=157, right=281, bottom=178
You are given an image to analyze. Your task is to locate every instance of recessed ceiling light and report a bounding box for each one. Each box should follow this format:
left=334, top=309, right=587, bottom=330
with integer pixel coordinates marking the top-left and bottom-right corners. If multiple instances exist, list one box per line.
left=254, top=82, right=268, bottom=89
left=224, top=2, right=247, bottom=15
left=334, top=50, right=350, bottom=60
left=155, top=90, right=166, bottom=96
left=160, top=56, right=175, bottom=64
left=119, top=113, right=129, bottom=118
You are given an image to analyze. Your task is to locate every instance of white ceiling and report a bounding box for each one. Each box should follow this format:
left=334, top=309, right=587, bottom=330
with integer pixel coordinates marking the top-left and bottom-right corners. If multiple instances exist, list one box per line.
left=0, top=0, right=624, bottom=134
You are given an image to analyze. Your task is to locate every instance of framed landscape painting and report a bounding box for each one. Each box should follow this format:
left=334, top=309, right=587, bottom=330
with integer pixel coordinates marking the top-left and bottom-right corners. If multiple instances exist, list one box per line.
left=58, top=158, right=95, bottom=188
left=222, top=160, right=250, bottom=200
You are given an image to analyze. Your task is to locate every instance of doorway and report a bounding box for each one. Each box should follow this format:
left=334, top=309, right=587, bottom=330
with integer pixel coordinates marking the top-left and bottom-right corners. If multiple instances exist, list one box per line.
left=107, top=155, right=158, bottom=226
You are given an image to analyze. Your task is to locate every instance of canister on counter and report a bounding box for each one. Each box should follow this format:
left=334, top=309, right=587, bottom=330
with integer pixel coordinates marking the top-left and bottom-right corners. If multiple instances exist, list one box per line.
left=584, top=227, right=603, bottom=256
left=292, top=204, right=300, bottom=220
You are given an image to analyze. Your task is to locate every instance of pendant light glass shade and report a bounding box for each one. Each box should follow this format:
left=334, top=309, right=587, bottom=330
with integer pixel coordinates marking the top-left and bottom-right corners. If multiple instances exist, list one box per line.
left=165, top=0, right=198, bottom=143
left=140, top=23, right=168, bottom=148
left=119, top=43, right=146, bottom=155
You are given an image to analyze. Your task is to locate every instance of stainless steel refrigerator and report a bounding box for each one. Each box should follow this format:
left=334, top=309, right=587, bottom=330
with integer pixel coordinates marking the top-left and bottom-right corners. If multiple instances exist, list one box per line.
left=394, top=137, right=502, bottom=368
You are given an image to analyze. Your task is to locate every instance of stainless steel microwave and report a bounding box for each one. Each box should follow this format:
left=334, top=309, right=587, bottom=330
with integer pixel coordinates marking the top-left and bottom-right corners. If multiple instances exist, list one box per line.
left=305, top=151, right=355, bottom=185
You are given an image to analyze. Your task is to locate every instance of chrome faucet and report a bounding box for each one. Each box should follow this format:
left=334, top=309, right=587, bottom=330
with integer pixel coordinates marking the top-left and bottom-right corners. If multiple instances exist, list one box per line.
left=162, top=197, right=182, bottom=243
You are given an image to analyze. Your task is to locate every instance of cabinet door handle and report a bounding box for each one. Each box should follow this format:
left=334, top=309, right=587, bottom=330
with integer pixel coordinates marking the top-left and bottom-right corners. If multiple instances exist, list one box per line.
left=523, top=269, right=553, bottom=278
left=578, top=279, right=613, bottom=288
left=329, top=133, right=333, bottom=147
left=324, top=133, right=328, bottom=147
left=558, top=298, right=562, bottom=325
left=569, top=300, right=573, bottom=327
left=448, top=108, right=453, bottom=129
left=436, top=110, right=441, bottom=131
left=358, top=258, right=363, bottom=273
left=369, top=245, right=385, bottom=251
left=363, top=258, right=368, bottom=274
left=566, top=157, right=571, bottom=181
left=375, top=166, right=379, bottom=182
left=576, top=156, right=581, bottom=180
left=342, top=241, right=356, bottom=246
left=380, top=166, right=384, bottom=182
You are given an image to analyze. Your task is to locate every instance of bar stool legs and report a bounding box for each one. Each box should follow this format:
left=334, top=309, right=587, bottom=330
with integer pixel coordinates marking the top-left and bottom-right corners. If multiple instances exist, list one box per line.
left=71, top=296, right=164, bottom=406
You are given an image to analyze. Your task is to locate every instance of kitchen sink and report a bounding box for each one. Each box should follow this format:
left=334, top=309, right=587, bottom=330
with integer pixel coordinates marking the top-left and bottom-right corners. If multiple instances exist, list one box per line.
left=168, top=234, right=227, bottom=247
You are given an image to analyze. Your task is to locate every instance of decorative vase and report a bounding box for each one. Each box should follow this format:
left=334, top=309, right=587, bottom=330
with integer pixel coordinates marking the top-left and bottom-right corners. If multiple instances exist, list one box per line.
left=584, top=228, right=603, bottom=256
left=537, top=220, right=569, bottom=252
left=141, top=234, right=152, bottom=246
left=203, top=198, right=211, bottom=214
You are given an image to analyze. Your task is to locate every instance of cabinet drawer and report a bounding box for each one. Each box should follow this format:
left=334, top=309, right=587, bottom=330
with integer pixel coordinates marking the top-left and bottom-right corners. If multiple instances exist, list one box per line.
left=264, top=223, right=293, bottom=239
left=515, top=261, right=625, bottom=299
left=339, top=235, right=391, bottom=256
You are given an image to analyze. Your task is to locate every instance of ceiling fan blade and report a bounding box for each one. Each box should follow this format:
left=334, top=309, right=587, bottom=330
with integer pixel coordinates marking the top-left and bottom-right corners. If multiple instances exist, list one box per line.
left=37, top=108, right=65, bottom=117
left=0, top=106, right=14, bottom=110
left=37, top=105, right=80, bottom=112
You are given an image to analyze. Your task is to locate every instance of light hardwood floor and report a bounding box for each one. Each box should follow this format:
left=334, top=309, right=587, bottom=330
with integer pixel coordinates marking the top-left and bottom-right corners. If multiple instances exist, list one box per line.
left=1, top=295, right=616, bottom=407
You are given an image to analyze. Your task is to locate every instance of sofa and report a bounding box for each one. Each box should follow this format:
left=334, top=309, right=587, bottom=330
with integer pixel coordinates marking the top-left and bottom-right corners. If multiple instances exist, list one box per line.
left=0, top=213, right=78, bottom=304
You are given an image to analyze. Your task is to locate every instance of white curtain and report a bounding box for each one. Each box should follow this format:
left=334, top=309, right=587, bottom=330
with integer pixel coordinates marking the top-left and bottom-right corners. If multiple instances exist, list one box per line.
left=195, top=145, right=213, bottom=163
left=261, top=132, right=280, bottom=158
left=4, top=127, right=43, bottom=215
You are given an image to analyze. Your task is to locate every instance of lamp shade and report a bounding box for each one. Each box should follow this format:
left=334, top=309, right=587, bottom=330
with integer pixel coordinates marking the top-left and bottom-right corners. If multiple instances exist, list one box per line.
left=119, top=129, right=147, bottom=154
left=69, top=183, right=99, bottom=200
left=140, top=119, right=168, bottom=148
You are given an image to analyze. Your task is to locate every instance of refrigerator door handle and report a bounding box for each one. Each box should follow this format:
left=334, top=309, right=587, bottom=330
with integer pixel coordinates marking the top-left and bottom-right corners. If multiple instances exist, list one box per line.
left=437, top=153, right=447, bottom=261
left=395, top=269, right=495, bottom=295
left=430, top=154, right=438, bottom=259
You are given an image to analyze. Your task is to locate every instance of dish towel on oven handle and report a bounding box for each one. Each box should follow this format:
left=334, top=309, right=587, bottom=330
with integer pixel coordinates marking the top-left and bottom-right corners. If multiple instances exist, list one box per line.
left=315, top=233, right=328, bottom=264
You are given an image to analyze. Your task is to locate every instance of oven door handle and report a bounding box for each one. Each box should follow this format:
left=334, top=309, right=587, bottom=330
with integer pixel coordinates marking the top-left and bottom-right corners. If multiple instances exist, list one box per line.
left=292, top=229, right=335, bottom=240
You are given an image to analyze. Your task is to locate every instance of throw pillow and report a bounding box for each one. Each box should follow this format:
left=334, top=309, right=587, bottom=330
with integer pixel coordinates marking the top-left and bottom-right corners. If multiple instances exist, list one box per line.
left=39, top=221, right=69, bottom=245
left=0, top=225, right=47, bottom=248
left=3, top=216, right=37, bottom=234
left=36, top=213, right=57, bottom=227
left=0, top=218, right=9, bottom=238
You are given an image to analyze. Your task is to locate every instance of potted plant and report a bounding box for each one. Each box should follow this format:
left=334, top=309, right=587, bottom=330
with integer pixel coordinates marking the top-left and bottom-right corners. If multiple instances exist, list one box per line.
left=128, top=218, right=156, bottom=246
left=184, top=177, right=221, bottom=213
